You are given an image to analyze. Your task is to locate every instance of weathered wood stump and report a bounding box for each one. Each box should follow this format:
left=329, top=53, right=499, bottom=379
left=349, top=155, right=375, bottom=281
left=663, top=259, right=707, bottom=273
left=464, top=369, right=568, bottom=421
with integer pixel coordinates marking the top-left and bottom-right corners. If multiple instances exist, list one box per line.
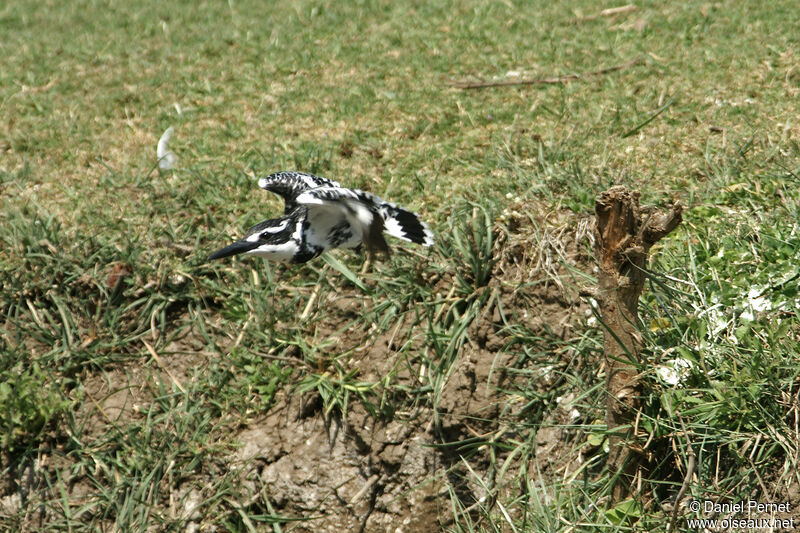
left=591, top=186, right=682, bottom=502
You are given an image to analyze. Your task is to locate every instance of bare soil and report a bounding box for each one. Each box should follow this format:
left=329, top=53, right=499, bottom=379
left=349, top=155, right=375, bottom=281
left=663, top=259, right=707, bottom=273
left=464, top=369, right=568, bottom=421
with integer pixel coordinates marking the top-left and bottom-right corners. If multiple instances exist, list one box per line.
left=218, top=208, right=596, bottom=532
left=2, top=207, right=596, bottom=532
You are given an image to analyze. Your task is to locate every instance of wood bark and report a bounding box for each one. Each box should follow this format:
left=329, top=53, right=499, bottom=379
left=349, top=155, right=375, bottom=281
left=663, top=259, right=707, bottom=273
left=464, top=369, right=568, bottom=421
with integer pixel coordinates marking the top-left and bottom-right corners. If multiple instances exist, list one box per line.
left=592, top=186, right=682, bottom=502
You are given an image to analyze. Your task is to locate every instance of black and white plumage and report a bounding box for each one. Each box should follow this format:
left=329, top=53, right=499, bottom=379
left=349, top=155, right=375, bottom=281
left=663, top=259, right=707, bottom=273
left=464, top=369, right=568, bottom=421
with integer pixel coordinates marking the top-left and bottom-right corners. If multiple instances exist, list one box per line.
left=208, top=171, right=434, bottom=263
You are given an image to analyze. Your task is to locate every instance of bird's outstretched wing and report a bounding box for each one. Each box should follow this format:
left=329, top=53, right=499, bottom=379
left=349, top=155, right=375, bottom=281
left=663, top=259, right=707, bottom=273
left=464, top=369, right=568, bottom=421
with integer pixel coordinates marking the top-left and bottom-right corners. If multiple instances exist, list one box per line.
left=295, top=186, right=367, bottom=207
left=297, top=187, right=434, bottom=247
left=257, top=171, right=341, bottom=214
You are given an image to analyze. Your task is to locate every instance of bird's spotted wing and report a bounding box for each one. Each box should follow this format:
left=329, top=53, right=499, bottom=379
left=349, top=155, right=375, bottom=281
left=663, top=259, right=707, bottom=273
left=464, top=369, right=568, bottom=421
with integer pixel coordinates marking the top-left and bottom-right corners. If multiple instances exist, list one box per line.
left=296, top=186, right=387, bottom=254
left=295, top=187, right=380, bottom=226
left=257, top=171, right=341, bottom=214
left=297, top=187, right=434, bottom=247
left=295, top=185, right=365, bottom=206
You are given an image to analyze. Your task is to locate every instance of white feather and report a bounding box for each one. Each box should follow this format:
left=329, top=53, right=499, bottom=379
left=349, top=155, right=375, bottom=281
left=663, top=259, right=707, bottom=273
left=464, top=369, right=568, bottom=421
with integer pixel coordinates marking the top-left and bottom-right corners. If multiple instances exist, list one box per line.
left=157, top=126, right=177, bottom=170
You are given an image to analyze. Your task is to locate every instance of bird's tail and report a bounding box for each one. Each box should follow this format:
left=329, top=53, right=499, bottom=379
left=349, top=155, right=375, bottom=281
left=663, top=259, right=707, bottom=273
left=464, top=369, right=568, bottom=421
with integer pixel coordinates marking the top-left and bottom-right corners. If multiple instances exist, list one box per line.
left=379, top=205, right=434, bottom=246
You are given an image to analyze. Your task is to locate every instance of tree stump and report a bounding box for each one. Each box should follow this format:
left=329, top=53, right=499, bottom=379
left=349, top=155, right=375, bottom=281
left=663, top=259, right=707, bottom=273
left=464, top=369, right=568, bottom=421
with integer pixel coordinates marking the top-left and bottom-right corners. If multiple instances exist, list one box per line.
left=592, top=186, right=682, bottom=502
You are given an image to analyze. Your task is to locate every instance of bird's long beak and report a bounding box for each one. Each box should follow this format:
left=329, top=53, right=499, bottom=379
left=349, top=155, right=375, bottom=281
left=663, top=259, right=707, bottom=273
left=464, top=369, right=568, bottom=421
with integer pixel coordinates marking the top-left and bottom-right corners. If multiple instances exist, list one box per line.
left=208, top=240, right=260, bottom=261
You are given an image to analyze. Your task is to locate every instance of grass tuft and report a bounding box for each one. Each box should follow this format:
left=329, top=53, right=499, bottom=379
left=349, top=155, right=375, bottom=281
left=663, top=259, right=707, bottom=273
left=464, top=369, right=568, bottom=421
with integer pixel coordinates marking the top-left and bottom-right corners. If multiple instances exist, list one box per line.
left=3, top=0, right=800, bottom=530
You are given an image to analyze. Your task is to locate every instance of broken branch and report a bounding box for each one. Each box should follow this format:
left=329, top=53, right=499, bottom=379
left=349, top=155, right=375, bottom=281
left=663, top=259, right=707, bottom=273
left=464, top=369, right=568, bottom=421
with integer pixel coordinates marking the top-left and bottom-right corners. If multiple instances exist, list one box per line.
left=449, top=58, right=641, bottom=90
left=592, top=186, right=682, bottom=502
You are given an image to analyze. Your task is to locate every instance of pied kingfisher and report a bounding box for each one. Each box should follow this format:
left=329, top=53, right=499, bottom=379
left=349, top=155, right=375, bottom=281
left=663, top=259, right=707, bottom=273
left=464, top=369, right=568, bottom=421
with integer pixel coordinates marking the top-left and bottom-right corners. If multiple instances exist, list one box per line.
left=208, top=171, right=434, bottom=263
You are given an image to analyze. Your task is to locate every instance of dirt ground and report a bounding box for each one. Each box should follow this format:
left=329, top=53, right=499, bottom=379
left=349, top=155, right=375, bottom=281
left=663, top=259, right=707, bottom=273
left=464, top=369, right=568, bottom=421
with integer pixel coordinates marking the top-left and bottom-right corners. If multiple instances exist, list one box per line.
left=1, top=208, right=596, bottom=532
left=216, top=209, right=595, bottom=532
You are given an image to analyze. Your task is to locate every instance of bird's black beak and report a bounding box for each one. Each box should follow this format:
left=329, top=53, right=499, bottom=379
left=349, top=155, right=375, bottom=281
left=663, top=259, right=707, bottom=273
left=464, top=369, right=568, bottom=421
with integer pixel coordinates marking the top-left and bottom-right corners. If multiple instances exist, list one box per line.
left=208, top=240, right=260, bottom=261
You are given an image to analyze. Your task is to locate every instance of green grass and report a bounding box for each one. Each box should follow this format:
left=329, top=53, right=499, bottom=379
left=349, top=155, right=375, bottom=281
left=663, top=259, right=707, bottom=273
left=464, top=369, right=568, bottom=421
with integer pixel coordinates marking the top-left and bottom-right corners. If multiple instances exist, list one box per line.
left=2, top=0, right=800, bottom=531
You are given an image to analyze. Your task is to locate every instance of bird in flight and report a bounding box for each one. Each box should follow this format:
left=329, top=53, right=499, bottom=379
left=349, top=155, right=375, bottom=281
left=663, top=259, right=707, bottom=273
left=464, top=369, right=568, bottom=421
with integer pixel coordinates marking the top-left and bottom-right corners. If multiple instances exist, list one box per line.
left=208, top=171, right=434, bottom=264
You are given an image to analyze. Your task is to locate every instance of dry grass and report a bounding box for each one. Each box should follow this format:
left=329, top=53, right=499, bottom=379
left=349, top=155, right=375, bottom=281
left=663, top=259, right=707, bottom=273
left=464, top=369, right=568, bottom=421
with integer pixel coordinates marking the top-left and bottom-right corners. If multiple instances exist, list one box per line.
left=2, top=0, right=800, bottom=531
